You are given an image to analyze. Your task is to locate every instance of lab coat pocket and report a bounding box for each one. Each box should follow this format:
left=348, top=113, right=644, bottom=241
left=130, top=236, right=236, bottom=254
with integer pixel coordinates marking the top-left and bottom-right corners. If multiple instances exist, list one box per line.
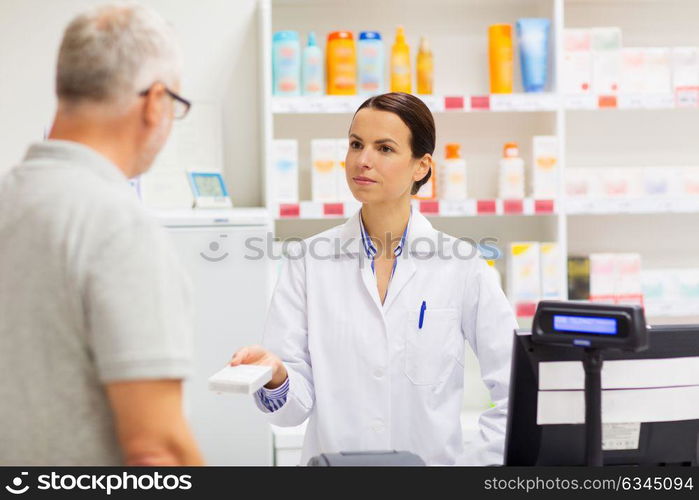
left=404, top=308, right=459, bottom=386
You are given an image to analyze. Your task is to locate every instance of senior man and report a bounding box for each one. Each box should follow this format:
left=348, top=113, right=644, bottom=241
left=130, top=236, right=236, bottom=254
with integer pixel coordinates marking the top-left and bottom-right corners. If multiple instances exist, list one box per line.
left=0, top=2, right=202, bottom=465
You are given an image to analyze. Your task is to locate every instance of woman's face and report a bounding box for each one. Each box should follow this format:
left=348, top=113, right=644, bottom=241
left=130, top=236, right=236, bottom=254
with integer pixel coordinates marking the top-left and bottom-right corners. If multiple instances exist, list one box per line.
left=346, top=108, right=430, bottom=205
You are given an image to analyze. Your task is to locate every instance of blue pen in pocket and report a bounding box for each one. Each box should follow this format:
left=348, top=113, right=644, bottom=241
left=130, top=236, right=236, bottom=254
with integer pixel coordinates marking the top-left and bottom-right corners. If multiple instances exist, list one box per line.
left=419, top=301, right=426, bottom=329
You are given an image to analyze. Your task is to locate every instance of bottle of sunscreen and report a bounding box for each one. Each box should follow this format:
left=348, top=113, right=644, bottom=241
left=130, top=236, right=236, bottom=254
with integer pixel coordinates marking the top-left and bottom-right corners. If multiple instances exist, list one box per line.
left=272, top=30, right=301, bottom=96
left=417, top=36, right=434, bottom=94
left=357, top=31, right=384, bottom=95
left=489, top=24, right=514, bottom=94
left=302, top=32, right=323, bottom=96
left=390, top=26, right=412, bottom=93
left=439, top=143, right=467, bottom=200
left=499, top=142, right=525, bottom=199
left=327, top=31, right=357, bottom=95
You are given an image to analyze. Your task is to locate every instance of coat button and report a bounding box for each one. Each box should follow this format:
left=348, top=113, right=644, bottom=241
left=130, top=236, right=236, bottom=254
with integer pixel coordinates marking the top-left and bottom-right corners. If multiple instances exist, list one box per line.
left=373, top=369, right=384, bottom=379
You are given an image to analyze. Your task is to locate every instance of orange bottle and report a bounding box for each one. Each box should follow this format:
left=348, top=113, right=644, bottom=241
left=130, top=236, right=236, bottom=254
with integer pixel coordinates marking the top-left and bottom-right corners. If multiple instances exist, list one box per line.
left=326, top=31, right=357, bottom=95
left=439, top=143, right=467, bottom=200
left=489, top=24, right=514, bottom=94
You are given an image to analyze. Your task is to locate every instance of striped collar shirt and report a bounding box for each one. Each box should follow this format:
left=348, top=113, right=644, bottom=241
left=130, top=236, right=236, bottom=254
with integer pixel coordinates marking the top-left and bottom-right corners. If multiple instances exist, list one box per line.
left=358, top=209, right=411, bottom=277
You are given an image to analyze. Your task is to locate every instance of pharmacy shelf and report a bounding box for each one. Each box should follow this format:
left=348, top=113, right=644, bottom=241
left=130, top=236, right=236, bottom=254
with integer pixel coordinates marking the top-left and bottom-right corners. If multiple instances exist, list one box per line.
left=260, top=0, right=699, bottom=313
left=262, top=0, right=569, bottom=303
left=565, top=92, right=697, bottom=110
left=565, top=197, right=699, bottom=215
left=272, top=94, right=559, bottom=114
left=275, top=197, right=699, bottom=219
left=273, top=198, right=557, bottom=219
left=272, top=92, right=699, bottom=114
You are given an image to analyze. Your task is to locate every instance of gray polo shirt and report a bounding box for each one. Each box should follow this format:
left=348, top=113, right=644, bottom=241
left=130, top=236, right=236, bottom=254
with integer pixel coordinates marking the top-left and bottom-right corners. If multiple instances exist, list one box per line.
left=0, top=140, right=193, bottom=465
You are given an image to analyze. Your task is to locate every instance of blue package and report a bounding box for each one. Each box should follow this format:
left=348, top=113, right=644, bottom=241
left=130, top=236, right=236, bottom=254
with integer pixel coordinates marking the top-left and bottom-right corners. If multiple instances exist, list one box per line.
left=516, top=19, right=551, bottom=93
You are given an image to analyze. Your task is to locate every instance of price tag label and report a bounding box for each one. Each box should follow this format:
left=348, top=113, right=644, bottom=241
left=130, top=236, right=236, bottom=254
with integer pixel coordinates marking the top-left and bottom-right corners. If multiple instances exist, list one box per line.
left=598, top=95, right=618, bottom=109
left=272, top=97, right=292, bottom=113
left=615, top=199, right=633, bottom=213
left=323, top=203, right=344, bottom=217
left=618, top=94, right=644, bottom=109
left=491, top=94, right=515, bottom=112
left=534, top=199, right=555, bottom=214
left=656, top=198, right=675, bottom=213
left=419, top=200, right=440, bottom=215
left=564, top=94, right=596, bottom=110
left=439, top=200, right=471, bottom=216
left=278, top=203, right=300, bottom=218
left=635, top=198, right=661, bottom=214
left=306, top=97, right=325, bottom=113
left=323, top=97, right=352, bottom=113
left=566, top=198, right=594, bottom=214
left=470, top=95, right=490, bottom=111
left=675, top=86, right=699, bottom=108
left=299, top=201, right=323, bottom=218
left=416, top=95, right=445, bottom=112
left=503, top=199, right=524, bottom=214
left=477, top=199, right=498, bottom=215
left=674, top=198, right=699, bottom=213
left=538, top=93, right=558, bottom=110
left=444, top=96, right=465, bottom=111
left=589, top=198, right=611, bottom=214
left=644, top=93, right=674, bottom=109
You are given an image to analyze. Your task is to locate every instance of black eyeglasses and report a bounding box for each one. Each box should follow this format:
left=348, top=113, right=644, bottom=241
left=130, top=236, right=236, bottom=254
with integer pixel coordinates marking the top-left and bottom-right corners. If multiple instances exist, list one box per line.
left=139, top=84, right=191, bottom=120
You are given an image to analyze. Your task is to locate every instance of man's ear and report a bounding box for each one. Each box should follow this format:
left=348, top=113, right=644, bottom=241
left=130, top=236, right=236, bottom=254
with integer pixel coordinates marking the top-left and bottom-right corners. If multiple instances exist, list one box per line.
left=413, top=154, right=433, bottom=182
left=142, top=83, right=167, bottom=127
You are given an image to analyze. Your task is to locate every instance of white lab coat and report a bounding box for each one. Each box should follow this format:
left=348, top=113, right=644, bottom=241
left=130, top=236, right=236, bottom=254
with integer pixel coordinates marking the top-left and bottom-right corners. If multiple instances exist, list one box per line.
left=256, top=210, right=517, bottom=465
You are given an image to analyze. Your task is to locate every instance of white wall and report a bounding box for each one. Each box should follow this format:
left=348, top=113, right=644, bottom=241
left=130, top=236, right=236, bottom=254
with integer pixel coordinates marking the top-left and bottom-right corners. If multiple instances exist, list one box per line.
left=0, top=0, right=263, bottom=206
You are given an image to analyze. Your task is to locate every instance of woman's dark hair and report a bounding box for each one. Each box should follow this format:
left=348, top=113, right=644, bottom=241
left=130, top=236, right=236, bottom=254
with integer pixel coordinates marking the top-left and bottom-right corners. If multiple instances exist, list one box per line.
left=354, top=92, right=436, bottom=195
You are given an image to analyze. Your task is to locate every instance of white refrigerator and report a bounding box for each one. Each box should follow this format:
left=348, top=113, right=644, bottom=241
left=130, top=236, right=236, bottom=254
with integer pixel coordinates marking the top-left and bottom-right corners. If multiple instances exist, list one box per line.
left=156, top=208, right=274, bottom=465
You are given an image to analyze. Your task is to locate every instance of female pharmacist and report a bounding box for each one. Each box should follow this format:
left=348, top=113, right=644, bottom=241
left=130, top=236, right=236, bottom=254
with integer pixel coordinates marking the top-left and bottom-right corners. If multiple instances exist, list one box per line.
left=231, top=92, right=517, bottom=465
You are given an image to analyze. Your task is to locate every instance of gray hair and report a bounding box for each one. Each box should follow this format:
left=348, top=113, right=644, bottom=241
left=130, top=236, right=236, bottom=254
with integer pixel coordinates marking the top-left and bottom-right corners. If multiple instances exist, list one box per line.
left=56, top=1, right=182, bottom=106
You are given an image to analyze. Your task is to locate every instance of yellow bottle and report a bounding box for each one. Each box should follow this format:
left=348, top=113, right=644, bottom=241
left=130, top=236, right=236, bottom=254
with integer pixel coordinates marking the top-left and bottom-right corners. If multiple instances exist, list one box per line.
left=489, top=24, right=514, bottom=94
left=417, top=36, right=433, bottom=95
left=390, top=26, right=412, bottom=93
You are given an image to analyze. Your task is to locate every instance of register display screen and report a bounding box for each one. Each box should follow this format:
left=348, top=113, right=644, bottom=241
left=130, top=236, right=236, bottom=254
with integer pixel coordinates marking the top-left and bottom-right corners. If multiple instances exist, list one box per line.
left=194, top=175, right=225, bottom=197
left=553, top=315, right=618, bottom=335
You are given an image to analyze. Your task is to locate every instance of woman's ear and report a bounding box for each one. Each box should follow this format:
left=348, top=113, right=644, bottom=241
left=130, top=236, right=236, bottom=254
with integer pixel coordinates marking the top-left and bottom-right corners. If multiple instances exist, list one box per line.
left=413, top=154, right=433, bottom=182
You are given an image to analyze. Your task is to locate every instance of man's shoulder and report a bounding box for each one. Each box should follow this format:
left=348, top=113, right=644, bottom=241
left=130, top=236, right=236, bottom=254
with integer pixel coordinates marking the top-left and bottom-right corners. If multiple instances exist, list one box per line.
left=57, top=163, right=147, bottom=222
left=65, top=178, right=151, bottom=239
left=3, top=160, right=155, bottom=238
